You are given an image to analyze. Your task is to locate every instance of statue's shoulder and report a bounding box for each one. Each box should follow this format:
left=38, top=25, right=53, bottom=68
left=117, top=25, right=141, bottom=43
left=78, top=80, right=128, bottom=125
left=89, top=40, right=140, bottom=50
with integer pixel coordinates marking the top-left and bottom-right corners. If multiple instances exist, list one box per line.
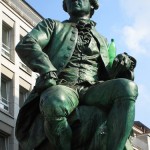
left=99, top=34, right=108, bottom=46
left=93, top=28, right=108, bottom=43
left=42, top=18, right=71, bottom=30
left=91, top=26, right=107, bottom=40
left=42, top=18, right=62, bottom=26
left=92, top=27, right=108, bottom=47
left=99, top=33, right=107, bottom=42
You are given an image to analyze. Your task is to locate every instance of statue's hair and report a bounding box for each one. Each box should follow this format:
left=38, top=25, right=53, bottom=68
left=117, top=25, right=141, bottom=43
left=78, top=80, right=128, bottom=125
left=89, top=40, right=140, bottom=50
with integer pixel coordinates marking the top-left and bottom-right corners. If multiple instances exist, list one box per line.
left=63, top=0, right=99, bottom=17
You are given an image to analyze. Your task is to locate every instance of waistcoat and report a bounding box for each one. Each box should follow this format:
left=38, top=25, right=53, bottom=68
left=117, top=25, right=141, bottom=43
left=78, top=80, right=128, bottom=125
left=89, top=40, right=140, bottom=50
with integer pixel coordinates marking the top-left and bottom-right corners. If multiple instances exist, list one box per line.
left=58, top=20, right=100, bottom=85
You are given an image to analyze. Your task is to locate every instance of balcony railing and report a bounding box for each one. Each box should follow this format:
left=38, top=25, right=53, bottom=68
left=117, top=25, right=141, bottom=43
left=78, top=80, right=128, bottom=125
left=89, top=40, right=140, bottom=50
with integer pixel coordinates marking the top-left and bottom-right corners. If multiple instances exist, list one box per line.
left=0, top=97, right=9, bottom=111
left=1, top=43, right=11, bottom=59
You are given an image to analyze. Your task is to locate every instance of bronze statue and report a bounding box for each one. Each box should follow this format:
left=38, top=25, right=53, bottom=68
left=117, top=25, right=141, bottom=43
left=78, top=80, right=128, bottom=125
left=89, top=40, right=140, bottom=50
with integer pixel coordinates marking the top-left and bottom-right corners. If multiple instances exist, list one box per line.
left=15, top=0, right=138, bottom=150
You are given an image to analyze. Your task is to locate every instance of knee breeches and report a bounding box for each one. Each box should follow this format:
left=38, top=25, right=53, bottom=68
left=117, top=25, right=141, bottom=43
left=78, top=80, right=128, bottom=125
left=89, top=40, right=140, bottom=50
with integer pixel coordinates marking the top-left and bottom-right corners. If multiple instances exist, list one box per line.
left=39, top=78, right=138, bottom=119
left=39, top=85, right=79, bottom=120
left=82, top=78, right=138, bottom=106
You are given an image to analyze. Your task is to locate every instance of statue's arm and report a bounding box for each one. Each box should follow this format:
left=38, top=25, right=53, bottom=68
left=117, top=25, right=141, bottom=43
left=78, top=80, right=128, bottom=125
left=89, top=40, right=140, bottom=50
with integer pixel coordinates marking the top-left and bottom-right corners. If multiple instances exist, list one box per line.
left=15, top=18, right=57, bottom=75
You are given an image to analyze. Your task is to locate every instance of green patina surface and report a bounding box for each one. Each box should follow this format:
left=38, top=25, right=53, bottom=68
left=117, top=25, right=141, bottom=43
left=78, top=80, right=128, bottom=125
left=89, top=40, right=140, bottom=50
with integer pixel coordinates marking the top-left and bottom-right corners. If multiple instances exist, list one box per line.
left=15, top=0, right=138, bottom=150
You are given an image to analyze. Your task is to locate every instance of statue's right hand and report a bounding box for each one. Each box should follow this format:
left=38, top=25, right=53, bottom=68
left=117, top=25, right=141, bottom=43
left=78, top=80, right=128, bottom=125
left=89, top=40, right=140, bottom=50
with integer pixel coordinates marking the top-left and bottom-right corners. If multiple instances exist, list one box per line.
left=34, top=72, right=57, bottom=93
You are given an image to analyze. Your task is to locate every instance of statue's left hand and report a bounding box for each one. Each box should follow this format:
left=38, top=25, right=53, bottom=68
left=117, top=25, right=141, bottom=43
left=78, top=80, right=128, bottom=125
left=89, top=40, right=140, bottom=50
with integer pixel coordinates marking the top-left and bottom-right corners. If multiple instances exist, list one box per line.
left=110, top=53, right=136, bottom=80
left=34, top=72, right=57, bottom=93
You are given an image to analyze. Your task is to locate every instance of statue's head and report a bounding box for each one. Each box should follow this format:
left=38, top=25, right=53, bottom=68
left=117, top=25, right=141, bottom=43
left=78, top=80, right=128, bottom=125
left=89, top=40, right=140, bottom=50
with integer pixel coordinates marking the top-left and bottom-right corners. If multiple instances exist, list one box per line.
left=63, top=0, right=99, bottom=18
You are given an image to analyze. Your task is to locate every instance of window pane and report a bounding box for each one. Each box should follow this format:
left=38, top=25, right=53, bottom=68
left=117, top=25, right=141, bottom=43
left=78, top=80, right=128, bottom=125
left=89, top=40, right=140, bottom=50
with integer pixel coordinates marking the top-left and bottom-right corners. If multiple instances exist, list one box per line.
left=19, top=91, right=24, bottom=108
left=2, top=27, right=8, bottom=45
left=1, top=21, right=13, bottom=60
left=0, top=135, right=7, bottom=150
left=2, top=24, right=10, bottom=47
left=19, top=87, right=29, bottom=108
left=1, top=80, right=7, bottom=99
left=1, top=77, right=9, bottom=111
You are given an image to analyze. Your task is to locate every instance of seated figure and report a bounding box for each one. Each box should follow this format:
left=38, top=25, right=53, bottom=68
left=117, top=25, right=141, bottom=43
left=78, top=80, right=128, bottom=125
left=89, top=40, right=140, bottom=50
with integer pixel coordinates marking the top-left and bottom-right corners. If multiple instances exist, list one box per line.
left=15, top=0, right=138, bottom=150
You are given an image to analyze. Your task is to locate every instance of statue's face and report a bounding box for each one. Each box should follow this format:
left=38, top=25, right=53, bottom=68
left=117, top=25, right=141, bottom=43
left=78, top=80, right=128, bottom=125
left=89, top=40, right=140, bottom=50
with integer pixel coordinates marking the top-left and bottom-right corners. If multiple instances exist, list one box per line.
left=65, top=0, right=91, bottom=17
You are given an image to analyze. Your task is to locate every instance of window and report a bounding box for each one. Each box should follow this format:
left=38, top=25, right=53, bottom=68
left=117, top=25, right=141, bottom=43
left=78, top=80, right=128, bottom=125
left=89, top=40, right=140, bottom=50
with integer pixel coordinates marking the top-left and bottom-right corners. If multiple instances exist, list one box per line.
left=2, top=22, right=13, bottom=59
left=0, top=77, right=10, bottom=111
left=0, top=135, right=9, bottom=150
left=19, top=34, right=31, bottom=74
left=19, top=86, right=29, bottom=108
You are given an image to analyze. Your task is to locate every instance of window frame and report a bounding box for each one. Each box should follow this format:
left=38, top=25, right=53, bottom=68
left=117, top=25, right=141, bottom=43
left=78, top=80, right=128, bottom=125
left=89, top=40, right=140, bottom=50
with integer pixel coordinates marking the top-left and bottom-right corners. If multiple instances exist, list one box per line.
left=19, top=86, right=29, bottom=108
left=1, top=21, right=14, bottom=60
left=0, top=134, right=9, bottom=150
left=0, top=76, right=10, bottom=112
left=19, top=34, right=32, bottom=74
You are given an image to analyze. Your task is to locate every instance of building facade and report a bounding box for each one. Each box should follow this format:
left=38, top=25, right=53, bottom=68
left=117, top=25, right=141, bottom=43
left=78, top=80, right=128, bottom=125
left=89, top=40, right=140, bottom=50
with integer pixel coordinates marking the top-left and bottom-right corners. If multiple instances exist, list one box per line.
left=0, top=0, right=42, bottom=149
left=131, top=121, right=150, bottom=150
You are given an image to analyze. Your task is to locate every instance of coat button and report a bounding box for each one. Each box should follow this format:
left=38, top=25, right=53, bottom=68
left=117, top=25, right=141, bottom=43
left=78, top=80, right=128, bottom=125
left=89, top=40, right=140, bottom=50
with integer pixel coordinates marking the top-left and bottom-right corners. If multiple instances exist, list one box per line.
left=67, top=46, right=72, bottom=50
left=60, top=62, right=65, bottom=67
left=72, top=30, right=76, bottom=34
left=70, top=37, right=75, bottom=41
left=64, top=54, right=69, bottom=58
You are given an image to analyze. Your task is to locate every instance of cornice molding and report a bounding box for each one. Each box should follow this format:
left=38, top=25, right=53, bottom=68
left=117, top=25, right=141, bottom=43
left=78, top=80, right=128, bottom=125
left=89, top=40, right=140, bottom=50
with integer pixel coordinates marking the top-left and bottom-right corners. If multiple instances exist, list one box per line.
left=1, top=0, right=42, bottom=27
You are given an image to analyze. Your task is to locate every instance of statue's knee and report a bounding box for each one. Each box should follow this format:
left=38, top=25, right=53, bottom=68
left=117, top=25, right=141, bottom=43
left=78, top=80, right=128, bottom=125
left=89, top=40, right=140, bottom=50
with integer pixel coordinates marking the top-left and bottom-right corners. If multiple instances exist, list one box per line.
left=115, top=79, right=138, bottom=99
left=39, top=85, right=78, bottom=119
left=40, top=88, right=67, bottom=118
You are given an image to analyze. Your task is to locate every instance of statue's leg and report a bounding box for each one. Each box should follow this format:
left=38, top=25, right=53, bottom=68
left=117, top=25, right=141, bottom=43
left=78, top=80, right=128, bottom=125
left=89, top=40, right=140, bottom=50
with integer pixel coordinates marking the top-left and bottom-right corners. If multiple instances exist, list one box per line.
left=81, top=78, right=138, bottom=150
left=39, top=85, right=79, bottom=150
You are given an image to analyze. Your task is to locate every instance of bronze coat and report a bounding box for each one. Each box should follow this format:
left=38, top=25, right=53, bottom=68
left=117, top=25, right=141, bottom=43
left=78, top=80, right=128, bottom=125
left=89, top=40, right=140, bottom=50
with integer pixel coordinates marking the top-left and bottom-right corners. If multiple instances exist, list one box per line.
left=15, top=19, right=110, bottom=149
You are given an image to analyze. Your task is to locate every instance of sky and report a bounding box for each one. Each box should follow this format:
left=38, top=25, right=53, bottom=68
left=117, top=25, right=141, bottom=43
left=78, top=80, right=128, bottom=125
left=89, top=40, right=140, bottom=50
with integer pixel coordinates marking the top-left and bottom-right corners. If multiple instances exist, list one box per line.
left=25, top=0, right=150, bottom=127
